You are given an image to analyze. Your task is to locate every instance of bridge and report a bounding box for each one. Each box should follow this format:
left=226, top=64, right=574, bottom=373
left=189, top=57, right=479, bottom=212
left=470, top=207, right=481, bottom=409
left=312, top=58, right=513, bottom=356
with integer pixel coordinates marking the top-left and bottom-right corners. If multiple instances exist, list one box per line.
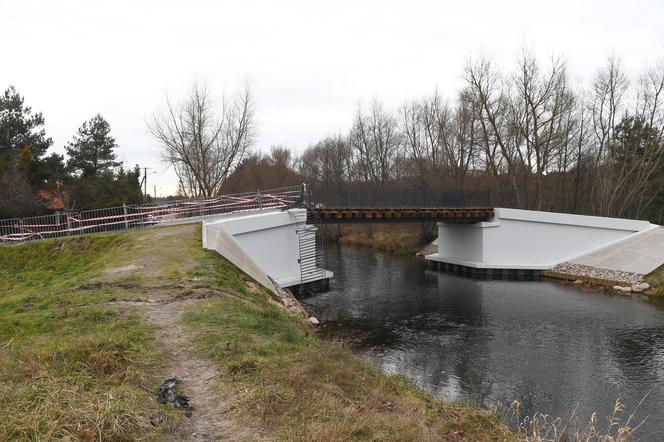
left=198, top=185, right=657, bottom=293
left=1, top=184, right=659, bottom=295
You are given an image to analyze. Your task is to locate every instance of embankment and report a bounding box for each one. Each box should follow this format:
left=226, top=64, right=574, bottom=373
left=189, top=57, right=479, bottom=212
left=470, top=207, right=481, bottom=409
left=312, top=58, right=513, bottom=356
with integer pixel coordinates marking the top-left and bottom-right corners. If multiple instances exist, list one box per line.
left=646, top=264, right=664, bottom=297
left=0, top=224, right=515, bottom=441
left=321, top=223, right=435, bottom=255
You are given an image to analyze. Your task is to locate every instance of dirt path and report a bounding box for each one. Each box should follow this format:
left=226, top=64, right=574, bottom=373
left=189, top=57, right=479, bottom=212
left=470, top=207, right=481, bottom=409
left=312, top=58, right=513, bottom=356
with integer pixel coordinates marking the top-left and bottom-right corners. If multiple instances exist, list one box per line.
left=100, top=225, right=251, bottom=440
left=141, top=298, right=239, bottom=441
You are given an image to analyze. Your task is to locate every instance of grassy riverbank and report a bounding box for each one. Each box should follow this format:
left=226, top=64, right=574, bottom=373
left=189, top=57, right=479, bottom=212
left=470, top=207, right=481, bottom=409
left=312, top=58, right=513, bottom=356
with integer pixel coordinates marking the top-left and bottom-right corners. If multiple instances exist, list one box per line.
left=645, top=263, right=664, bottom=296
left=321, top=223, right=434, bottom=255
left=645, top=265, right=664, bottom=312
left=0, top=224, right=515, bottom=441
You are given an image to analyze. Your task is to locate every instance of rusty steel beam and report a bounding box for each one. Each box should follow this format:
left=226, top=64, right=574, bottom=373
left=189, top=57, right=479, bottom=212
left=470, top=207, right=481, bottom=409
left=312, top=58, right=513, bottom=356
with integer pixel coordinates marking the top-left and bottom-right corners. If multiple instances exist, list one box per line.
left=308, top=207, right=494, bottom=224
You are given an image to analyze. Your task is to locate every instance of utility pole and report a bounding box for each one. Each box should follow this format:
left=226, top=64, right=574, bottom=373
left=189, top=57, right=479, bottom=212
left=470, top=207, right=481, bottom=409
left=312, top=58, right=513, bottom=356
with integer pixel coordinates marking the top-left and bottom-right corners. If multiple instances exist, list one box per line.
left=140, top=167, right=152, bottom=198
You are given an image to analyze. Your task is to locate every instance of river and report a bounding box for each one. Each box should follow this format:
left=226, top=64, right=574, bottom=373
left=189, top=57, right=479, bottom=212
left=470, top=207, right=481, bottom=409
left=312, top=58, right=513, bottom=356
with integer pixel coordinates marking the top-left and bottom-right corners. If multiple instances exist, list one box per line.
left=302, top=242, right=664, bottom=440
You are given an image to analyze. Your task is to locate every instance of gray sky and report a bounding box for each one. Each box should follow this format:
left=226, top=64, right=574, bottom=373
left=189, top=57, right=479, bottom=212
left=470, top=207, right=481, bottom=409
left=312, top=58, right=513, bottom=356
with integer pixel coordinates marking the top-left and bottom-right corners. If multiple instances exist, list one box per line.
left=2, top=0, right=663, bottom=195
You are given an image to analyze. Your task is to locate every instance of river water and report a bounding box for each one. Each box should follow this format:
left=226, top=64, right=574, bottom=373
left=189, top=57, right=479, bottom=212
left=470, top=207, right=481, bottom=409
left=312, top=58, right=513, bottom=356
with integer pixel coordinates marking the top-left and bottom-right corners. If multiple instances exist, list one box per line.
left=302, top=243, right=664, bottom=439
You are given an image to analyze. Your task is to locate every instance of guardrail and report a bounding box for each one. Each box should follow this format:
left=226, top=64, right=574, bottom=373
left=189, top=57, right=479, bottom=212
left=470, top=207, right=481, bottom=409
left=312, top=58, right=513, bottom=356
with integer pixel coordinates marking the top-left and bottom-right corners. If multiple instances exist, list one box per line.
left=0, top=185, right=304, bottom=244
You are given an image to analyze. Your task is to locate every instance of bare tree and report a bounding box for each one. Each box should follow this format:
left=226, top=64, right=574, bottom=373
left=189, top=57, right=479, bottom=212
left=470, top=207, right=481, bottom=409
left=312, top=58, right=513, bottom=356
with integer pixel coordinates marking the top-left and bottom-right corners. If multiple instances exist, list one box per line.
left=443, top=90, right=479, bottom=191
left=582, top=56, right=664, bottom=218
left=559, top=91, right=593, bottom=213
left=400, top=97, right=433, bottom=190
left=511, top=50, right=574, bottom=209
left=591, top=56, right=629, bottom=165
left=587, top=57, right=627, bottom=215
left=349, top=100, right=401, bottom=185
left=634, top=61, right=664, bottom=217
left=267, top=146, right=298, bottom=185
left=148, top=82, right=256, bottom=197
left=0, top=168, right=46, bottom=218
left=400, top=92, right=445, bottom=190
left=300, top=135, right=352, bottom=186
left=399, top=90, right=477, bottom=193
left=464, top=57, right=525, bottom=206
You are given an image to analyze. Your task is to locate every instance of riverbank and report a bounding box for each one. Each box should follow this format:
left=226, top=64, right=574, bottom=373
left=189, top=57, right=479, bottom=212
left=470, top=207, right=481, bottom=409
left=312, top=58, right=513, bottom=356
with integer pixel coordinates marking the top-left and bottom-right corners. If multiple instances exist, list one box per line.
left=321, top=223, right=433, bottom=255
left=645, top=263, right=664, bottom=295
left=540, top=263, right=664, bottom=300
left=0, top=224, right=515, bottom=441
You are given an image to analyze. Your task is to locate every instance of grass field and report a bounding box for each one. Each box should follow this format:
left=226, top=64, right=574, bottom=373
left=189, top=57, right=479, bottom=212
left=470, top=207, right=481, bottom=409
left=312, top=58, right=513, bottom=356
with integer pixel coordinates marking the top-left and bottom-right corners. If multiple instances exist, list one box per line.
left=0, top=224, right=515, bottom=441
left=0, top=233, right=163, bottom=440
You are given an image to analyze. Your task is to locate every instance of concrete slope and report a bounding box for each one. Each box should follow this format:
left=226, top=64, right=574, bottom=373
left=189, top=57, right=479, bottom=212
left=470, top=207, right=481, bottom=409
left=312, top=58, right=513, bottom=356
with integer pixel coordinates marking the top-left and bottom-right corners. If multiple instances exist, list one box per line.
left=203, top=219, right=281, bottom=294
left=570, top=226, right=664, bottom=274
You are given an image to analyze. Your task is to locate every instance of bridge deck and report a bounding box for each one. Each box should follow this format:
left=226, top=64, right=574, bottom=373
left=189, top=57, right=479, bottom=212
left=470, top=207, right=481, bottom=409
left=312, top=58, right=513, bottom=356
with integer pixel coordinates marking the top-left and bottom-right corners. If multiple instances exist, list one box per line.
left=309, top=207, right=494, bottom=223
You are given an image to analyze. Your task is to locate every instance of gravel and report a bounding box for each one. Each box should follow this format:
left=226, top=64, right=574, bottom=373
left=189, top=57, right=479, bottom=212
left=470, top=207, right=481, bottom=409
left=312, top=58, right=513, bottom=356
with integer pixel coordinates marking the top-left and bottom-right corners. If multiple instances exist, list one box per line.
left=551, top=262, right=643, bottom=285
left=417, top=241, right=438, bottom=256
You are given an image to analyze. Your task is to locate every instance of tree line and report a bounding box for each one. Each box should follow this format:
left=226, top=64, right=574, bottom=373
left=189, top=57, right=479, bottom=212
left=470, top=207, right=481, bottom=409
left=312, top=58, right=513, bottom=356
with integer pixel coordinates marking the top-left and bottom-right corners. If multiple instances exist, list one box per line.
left=216, top=52, right=664, bottom=222
left=0, top=86, right=143, bottom=219
left=4, top=49, right=664, bottom=223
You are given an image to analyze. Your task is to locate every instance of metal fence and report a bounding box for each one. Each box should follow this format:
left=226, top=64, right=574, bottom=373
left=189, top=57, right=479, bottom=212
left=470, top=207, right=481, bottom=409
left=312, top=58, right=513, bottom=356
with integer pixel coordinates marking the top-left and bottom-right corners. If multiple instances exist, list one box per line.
left=0, top=183, right=495, bottom=244
left=310, top=183, right=492, bottom=208
left=0, top=185, right=304, bottom=244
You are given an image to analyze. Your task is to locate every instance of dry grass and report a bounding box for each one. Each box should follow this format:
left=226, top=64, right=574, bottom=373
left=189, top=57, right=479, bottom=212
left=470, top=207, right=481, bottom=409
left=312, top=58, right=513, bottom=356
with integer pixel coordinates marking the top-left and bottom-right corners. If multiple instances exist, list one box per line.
left=322, top=223, right=431, bottom=255
left=645, top=263, right=664, bottom=296
left=501, top=398, right=648, bottom=442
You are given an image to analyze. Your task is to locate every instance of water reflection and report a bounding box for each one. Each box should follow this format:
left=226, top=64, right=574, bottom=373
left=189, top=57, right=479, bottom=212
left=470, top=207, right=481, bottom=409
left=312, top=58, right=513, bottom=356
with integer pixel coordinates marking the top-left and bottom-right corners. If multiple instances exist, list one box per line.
left=303, top=242, right=664, bottom=439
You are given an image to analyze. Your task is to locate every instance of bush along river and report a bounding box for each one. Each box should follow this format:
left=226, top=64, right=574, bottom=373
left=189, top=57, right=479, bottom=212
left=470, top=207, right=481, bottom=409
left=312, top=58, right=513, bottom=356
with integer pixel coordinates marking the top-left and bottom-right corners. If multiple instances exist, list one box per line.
left=302, top=242, right=664, bottom=440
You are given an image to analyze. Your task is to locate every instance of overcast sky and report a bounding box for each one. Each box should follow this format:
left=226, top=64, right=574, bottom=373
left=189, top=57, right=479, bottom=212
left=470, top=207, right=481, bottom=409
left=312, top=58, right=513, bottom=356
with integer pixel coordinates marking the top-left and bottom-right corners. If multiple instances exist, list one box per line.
left=2, top=0, right=663, bottom=195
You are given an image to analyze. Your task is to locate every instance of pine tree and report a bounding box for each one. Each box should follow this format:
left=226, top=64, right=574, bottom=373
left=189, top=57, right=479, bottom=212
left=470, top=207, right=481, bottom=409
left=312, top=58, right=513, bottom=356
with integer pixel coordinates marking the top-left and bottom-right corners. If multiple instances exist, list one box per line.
left=0, top=86, right=53, bottom=169
left=66, top=114, right=120, bottom=177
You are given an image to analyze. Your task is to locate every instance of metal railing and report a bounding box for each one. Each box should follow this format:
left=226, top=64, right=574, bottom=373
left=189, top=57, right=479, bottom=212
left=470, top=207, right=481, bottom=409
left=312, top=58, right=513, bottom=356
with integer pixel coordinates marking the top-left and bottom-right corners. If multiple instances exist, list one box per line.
left=0, top=185, right=304, bottom=244
left=0, top=182, right=495, bottom=244
left=309, top=183, right=493, bottom=208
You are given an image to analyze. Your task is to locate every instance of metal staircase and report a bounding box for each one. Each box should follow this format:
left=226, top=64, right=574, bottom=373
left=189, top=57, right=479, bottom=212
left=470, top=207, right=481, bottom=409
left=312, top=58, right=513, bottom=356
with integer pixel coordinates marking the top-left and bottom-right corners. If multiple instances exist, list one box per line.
left=294, top=185, right=327, bottom=294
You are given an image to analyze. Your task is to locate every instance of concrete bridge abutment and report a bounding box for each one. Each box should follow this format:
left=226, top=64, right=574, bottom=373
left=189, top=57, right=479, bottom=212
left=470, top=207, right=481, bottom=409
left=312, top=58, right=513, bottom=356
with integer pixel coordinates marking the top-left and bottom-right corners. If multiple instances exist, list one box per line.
left=425, top=208, right=656, bottom=277
left=202, top=208, right=332, bottom=296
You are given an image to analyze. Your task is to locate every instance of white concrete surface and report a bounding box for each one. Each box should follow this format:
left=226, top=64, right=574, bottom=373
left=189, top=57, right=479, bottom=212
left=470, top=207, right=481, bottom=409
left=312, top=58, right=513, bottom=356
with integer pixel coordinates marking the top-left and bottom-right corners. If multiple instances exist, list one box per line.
left=203, top=218, right=281, bottom=294
left=570, top=226, right=664, bottom=274
left=203, top=208, right=332, bottom=291
left=426, top=208, right=656, bottom=270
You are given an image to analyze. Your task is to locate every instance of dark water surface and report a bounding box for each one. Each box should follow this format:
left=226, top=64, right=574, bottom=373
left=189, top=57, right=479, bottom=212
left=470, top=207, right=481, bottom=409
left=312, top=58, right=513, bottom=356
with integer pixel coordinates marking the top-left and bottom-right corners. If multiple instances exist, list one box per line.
left=302, top=243, right=664, bottom=439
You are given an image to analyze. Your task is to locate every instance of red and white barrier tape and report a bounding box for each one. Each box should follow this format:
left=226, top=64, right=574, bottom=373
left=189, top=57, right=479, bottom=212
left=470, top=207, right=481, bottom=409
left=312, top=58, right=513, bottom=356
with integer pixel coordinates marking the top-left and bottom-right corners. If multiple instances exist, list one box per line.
left=0, top=190, right=301, bottom=243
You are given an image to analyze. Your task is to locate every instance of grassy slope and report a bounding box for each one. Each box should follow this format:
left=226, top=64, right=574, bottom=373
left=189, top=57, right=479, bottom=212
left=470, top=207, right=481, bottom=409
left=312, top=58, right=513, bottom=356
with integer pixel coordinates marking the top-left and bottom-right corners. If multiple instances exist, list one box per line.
left=645, top=265, right=664, bottom=311
left=0, top=225, right=515, bottom=441
left=645, top=263, right=664, bottom=295
left=0, top=234, right=162, bottom=440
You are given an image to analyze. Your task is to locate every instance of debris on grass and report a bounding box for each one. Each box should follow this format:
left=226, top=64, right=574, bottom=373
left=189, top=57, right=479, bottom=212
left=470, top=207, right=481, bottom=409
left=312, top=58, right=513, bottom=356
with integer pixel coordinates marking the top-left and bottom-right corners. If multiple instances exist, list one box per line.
left=158, top=377, right=193, bottom=418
